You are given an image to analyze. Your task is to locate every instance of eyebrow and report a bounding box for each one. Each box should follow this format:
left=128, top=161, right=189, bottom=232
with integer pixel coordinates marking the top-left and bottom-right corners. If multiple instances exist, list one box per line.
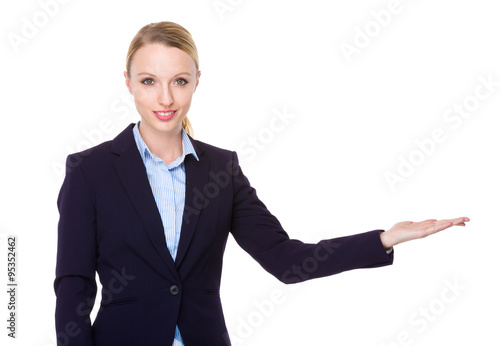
left=137, top=72, right=192, bottom=78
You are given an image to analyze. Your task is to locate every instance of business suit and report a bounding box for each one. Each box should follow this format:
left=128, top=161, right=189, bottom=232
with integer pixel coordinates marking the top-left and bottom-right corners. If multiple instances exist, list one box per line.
left=54, top=123, right=394, bottom=345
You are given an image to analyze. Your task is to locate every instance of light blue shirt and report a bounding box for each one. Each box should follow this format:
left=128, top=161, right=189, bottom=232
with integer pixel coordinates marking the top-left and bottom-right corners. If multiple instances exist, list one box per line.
left=133, top=122, right=198, bottom=346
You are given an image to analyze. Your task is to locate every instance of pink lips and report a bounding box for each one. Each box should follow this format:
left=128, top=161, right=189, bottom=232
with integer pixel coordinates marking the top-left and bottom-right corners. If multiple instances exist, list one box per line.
left=153, top=110, right=176, bottom=121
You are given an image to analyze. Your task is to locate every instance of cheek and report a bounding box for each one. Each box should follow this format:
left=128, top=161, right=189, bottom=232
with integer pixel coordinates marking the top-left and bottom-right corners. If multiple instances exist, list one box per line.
left=132, top=88, right=155, bottom=107
left=176, top=90, right=194, bottom=107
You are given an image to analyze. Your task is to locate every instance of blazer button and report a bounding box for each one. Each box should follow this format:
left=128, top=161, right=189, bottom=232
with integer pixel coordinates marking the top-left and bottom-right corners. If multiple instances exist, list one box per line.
left=170, top=285, right=180, bottom=296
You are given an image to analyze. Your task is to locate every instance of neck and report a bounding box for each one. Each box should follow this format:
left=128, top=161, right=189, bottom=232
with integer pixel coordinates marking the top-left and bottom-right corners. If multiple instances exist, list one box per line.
left=138, top=123, right=183, bottom=165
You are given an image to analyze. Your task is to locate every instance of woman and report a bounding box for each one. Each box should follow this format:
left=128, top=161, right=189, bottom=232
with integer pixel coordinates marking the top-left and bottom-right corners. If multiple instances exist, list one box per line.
left=54, top=21, right=469, bottom=346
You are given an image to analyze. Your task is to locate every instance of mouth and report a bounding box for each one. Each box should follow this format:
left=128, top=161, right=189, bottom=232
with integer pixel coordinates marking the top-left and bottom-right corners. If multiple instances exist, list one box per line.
left=153, top=110, right=177, bottom=121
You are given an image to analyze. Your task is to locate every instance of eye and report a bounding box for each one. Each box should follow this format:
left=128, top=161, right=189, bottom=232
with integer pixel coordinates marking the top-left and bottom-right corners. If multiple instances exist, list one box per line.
left=141, top=78, right=155, bottom=85
left=174, top=78, right=188, bottom=86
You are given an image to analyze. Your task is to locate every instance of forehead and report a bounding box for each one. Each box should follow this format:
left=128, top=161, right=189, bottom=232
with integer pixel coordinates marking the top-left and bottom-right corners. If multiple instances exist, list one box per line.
left=130, top=43, right=196, bottom=76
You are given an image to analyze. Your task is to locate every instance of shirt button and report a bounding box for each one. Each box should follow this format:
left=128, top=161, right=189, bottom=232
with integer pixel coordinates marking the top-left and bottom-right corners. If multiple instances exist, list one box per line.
left=170, top=285, right=180, bottom=296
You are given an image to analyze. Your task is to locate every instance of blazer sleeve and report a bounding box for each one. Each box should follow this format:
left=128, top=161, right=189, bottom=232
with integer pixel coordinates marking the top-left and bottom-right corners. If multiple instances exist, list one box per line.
left=229, top=151, right=394, bottom=284
left=54, top=155, right=97, bottom=345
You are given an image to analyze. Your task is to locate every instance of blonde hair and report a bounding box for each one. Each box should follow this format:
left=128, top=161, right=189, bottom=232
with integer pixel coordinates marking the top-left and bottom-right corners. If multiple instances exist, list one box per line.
left=126, top=21, right=198, bottom=137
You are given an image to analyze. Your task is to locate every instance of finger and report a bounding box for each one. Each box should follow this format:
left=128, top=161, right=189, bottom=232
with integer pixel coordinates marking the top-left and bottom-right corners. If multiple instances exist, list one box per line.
left=454, top=217, right=470, bottom=224
left=450, top=217, right=470, bottom=225
left=433, top=217, right=469, bottom=231
left=432, top=220, right=454, bottom=232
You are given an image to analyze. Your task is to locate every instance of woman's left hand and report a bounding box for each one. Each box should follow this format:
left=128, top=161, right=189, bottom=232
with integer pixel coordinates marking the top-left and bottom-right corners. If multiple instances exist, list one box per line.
left=380, top=217, right=470, bottom=249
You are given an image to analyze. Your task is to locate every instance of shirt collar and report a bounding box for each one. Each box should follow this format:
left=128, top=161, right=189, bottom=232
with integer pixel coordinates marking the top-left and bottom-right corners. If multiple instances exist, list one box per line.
left=132, top=122, right=199, bottom=166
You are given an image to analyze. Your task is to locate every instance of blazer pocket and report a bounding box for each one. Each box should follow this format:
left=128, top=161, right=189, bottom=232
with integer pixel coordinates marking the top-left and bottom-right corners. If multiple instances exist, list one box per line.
left=203, top=289, right=220, bottom=296
left=100, top=296, right=138, bottom=309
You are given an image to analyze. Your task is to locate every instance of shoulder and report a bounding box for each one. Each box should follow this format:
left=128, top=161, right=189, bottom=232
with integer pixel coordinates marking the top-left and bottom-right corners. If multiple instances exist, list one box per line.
left=64, top=124, right=135, bottom=172
left=63, top=140, right=113, bottom=179
left=189, top=137, right=236, bottom=162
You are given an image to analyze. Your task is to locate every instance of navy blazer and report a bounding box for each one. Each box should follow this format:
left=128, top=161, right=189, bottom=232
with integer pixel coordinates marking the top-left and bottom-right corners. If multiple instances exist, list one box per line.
left=54, top=123, right=394, bottom=345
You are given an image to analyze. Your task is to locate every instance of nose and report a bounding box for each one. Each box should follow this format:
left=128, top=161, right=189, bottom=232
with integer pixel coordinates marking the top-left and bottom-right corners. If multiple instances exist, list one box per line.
left=158, top=85, right=174, bottom=106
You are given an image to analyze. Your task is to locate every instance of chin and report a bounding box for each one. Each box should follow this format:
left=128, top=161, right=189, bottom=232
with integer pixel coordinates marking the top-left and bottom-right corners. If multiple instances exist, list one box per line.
left=153, top=121, right=183, bottom=134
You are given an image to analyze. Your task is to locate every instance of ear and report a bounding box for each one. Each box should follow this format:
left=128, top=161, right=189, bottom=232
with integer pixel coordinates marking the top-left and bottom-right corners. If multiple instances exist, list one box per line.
left=124, top=71, right=132, bottom=94
left=193, top=70, right=201, bottom=92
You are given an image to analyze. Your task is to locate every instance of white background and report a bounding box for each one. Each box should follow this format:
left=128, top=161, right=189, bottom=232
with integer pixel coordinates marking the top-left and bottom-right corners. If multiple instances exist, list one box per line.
left=1, top=0, right=499, bottom=345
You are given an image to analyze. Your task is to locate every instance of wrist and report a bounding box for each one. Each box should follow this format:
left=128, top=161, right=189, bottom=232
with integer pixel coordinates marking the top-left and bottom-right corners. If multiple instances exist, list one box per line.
left=379, top=230, right=395, bottom=250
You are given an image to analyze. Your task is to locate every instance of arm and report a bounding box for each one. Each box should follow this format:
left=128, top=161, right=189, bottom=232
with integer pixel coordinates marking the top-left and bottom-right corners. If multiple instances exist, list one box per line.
left=229, top=152, right=393, bottom=284
left=380, top=217, right=470, bottom=249
left=54, top=155, right=97, bottom=345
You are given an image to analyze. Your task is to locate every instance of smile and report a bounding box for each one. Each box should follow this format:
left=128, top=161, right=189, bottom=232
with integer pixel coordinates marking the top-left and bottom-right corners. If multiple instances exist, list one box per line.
left=156, top=111, right=175, bottom=116
left=154, top=110, right=176, bottom=121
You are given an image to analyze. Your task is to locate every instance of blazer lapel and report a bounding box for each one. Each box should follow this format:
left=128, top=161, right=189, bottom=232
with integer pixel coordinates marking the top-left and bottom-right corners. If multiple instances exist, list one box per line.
left=175, top=139, right=210, bottom=268
left=110, top=124, right=180, bottom=281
